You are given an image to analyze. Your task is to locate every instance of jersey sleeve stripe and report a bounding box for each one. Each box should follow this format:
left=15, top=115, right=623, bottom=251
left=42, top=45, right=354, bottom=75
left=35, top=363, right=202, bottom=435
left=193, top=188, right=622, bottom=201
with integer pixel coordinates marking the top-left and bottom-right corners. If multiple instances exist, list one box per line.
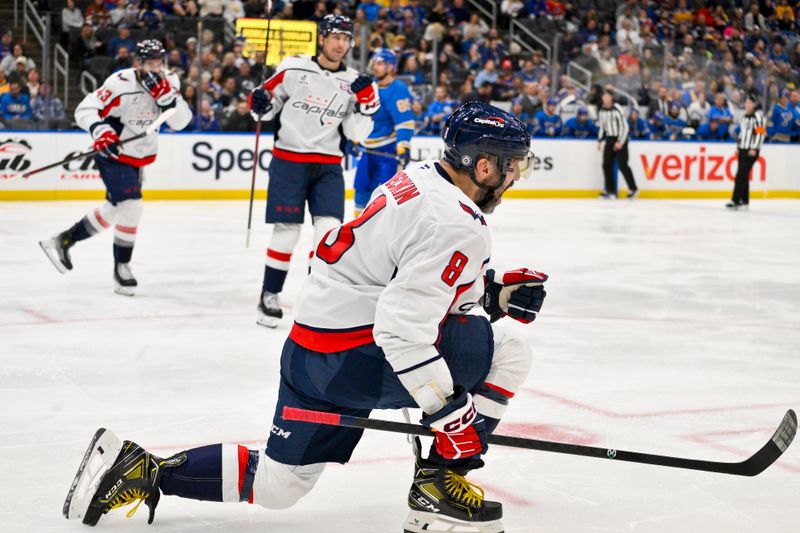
left=264, top=70, right=287, bottom=96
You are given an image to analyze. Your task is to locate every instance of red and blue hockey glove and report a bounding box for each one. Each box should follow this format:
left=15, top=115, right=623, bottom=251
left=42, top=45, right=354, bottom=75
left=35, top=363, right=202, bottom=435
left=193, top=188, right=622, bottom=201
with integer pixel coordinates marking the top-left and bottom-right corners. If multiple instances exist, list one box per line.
left=483, top=268, right=548, bottom=324
left=351, top=75, right=380, bottom=116
left=141, top=71, right=176, bottom=109
left=91, top=123, right=120, bottom=159
left=248, top=87, right=273, bottom=116
left=420, top=386, right=487, bottom=460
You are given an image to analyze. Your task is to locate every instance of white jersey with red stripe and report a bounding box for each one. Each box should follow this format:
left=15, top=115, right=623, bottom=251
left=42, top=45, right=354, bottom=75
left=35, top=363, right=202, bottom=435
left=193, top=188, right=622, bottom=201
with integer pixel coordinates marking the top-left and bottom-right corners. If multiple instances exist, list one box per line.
left=290, top=160, right=491, bottom=374
left=261, top=55, right=374, bottom=163
left=75, top=68, right=192, bottom=167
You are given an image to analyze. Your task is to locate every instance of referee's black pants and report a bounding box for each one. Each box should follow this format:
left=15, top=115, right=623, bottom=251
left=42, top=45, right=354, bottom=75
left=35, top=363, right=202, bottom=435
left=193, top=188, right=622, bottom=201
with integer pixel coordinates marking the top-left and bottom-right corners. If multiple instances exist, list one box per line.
left=602, top=138, right=637, bottom=195
left=732, top=149, right=759, bottom=205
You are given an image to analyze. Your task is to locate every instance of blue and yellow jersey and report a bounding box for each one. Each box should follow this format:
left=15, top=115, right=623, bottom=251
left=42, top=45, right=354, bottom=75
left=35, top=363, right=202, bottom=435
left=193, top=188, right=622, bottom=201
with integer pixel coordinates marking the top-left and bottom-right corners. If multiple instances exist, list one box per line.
left=363, top=79, right=415, bottom=150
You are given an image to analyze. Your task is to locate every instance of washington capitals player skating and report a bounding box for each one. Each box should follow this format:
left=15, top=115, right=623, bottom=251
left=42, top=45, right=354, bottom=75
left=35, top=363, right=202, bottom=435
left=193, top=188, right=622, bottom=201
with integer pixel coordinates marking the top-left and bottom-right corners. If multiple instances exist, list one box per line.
left=38, top=40, right=192, bottom=295
left=63, top=102, right=548, bottom=533
left=353, top=47, right=415, bottom=217
left=248, top=14, right=380, bottom=328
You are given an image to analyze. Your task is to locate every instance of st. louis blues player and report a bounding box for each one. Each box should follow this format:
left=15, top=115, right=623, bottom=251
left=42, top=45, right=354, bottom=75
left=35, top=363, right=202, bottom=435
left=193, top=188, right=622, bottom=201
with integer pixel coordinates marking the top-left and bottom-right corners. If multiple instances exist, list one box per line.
left=353, top=48, right=415, bottom=217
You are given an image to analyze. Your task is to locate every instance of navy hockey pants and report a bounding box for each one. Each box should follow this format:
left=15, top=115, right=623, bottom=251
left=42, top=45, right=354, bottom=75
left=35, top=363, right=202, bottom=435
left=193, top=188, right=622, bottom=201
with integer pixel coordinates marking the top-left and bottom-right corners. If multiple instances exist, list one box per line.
left=266, top=315, right=494, bottom=466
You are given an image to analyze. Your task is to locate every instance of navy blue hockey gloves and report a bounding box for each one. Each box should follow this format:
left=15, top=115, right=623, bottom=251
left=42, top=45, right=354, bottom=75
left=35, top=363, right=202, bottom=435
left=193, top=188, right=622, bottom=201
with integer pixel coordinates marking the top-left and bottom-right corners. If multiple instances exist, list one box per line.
left=248, top=87, right=273, bottom=116
left=483, top=268, right=547, bottom=324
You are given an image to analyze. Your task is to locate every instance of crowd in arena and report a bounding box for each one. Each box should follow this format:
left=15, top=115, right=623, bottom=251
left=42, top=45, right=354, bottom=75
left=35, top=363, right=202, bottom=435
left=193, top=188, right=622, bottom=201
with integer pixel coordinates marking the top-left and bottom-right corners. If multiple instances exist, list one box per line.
left=1, top=0, right=800, bottom=142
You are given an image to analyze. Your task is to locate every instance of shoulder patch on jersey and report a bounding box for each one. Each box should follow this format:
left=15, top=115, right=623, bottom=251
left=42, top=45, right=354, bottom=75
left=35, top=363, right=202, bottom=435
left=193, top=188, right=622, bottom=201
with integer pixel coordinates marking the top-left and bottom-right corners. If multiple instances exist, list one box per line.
left=459, top=201, right=487, bottom=226
left=384, top=171, right=420, bottom=206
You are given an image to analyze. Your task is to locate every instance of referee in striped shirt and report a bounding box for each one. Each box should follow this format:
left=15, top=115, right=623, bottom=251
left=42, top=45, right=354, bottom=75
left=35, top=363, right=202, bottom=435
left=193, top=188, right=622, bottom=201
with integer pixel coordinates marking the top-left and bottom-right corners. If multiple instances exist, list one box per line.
left=597, top=92, right=638, bottom=199
left=728, top=94, right=766, bottom=210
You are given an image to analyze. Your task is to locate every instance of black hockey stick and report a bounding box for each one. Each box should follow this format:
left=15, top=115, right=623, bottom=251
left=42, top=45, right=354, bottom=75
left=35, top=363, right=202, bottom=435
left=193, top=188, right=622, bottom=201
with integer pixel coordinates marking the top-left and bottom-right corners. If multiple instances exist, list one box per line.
left=245, top=2, right=274, bottom=249
left=16, top=108, right=177, bottom=180
left=283, top=406, right=797, bottom=477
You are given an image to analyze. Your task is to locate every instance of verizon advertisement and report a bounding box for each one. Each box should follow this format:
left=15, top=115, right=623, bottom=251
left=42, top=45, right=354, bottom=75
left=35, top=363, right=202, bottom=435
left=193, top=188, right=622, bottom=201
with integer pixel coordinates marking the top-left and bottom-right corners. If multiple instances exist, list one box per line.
left=0, top=133, right=797, bottom=199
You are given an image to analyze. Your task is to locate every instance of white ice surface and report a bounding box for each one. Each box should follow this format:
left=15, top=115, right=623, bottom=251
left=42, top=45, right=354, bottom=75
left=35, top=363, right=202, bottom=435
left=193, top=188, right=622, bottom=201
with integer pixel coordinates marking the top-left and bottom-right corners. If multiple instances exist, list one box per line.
left=0, top=199, right=798, bottom=532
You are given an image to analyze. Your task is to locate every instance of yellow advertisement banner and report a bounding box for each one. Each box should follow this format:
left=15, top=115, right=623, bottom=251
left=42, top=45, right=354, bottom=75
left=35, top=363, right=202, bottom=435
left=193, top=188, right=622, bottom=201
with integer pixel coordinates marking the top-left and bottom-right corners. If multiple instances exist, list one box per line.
left=235, top=18, right=318, bottom=65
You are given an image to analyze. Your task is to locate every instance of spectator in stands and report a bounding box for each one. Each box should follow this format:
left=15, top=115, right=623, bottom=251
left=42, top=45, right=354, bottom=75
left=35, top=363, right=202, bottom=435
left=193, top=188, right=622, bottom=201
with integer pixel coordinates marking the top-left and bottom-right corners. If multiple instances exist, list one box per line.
left=474, top=59, right=498, bottom=89
left=62, top=1, right=85, bottom=41
left=112, top=45, right=132, bottom=73
left=224, top=0, right=246, bottom=23
left=199, top=0, right=225, bottom=17
left=627, top=108, right=650, bottom=139
left=494, top=59, right=518, bottom=101
left=687, top=91, right=710, bottom=126
left=224, top=100, right=256, bottom=132
left=182, top=85, right=197, bottom=117
left=0, top=31, right=12, bottom=63
left=400, top=55, right=425, bottom=85
left=1, top=44, right=35, bottom=76
left=461, top=80, right=492, bottom=104
left=137, top=1, right=165, bottom=30
left=647, top=111, right=667, bottom=140
left=8, top=57, right=29, bottom=89
left=31, top=82, right=66, bottom=126
left=25, top=67, right=40, bottom=99
left=744, top=3, right=767, bottom=32
left=708, top=92, right=734, bottom=137
left=85, top=0, right=111, bottom=28
left=665, top=102, right=688, bottom=140
left=235, top=61, right=255, bottom=94
left=410, top=98, right=427, bottom=133
left=107, top=27, right=135, bottom=59
left=195, top=99, right=219, bottom=131
left=564, top=107, right=599, bottom=138
left=72, top=24, right=103, bottom=71
left=480, top=32, right=506, bottom=64
left=696, top=116, right=729, bottom=141
left=518, top=81, right=540, bottom=116
left=110, top=0, right=140, bottom=27
left=532, top=97, right=562, bottom=138
left=768, top=89, right=799, bottom=143
left=424, top=84, right=457, bottom=135
left=0, top=69, right=8, bottom=96
left=0, top=81, right=32, bottom=121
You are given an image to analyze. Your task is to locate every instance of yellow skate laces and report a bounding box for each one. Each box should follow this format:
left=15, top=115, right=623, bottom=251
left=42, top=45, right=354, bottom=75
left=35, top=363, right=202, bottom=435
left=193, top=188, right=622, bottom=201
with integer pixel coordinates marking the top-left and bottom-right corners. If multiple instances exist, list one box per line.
left=444, top=471, right=485, bottom=509
left=107, top=488, right=149, bottom=519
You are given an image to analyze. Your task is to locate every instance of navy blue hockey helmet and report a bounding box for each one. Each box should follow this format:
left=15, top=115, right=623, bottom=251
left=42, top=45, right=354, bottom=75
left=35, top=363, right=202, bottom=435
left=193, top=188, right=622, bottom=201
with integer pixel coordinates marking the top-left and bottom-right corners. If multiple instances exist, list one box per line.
left=442, top=101, right=534, bottom=181
left=135, top=39, right=165, bottom=60
left=319, top=15, right=354, bottom=39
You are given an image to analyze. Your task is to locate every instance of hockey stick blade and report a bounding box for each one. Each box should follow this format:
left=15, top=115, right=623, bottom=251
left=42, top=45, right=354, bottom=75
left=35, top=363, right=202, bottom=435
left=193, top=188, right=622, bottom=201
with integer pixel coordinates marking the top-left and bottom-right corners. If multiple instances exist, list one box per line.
left=282, top=407, right=797, bottom=477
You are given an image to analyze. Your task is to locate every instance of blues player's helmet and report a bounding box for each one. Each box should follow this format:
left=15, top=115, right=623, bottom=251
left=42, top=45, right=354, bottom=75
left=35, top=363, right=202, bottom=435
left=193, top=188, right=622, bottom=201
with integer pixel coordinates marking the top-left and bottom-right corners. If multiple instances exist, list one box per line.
left=319, top=15, right=354, bottom=38
left=135, top=39, right=166, bottom=61
left=442, top=101, right=534, bottom=180
left=371, top=48, right=397, bottom=68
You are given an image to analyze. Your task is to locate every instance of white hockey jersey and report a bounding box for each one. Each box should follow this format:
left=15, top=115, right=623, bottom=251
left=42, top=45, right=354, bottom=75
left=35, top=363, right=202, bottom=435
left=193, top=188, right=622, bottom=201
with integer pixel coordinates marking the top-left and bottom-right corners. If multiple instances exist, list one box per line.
left=290, top=161, right=491, bottom=374
left=75, top=68, right=192, bottom=167
left=261, top=55, right=374, bottom=163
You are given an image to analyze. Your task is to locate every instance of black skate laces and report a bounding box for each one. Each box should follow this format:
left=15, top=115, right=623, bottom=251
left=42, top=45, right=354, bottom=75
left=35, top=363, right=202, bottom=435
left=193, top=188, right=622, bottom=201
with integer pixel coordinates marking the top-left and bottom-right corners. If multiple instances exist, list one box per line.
left=443, top=471, right=485, bottom=509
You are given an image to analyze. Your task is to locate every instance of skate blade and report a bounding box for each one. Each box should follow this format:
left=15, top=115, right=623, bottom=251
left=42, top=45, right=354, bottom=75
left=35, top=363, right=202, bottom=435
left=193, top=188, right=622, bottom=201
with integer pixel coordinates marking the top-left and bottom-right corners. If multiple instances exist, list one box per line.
left=404, top=510, right=504, bottom=533
left=256, top=314, right=280, bottom=328
left=39, top=240, right=68, bottom=274
left=114, top=284, right=136, bottom=297
left=63, top=428, right=123, bottom=520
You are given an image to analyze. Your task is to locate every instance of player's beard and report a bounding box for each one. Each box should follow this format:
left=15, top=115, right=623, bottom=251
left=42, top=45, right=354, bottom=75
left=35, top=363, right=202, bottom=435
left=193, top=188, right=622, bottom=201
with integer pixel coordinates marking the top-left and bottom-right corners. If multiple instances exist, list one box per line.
left=476, top=169, right=512, bottom=214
